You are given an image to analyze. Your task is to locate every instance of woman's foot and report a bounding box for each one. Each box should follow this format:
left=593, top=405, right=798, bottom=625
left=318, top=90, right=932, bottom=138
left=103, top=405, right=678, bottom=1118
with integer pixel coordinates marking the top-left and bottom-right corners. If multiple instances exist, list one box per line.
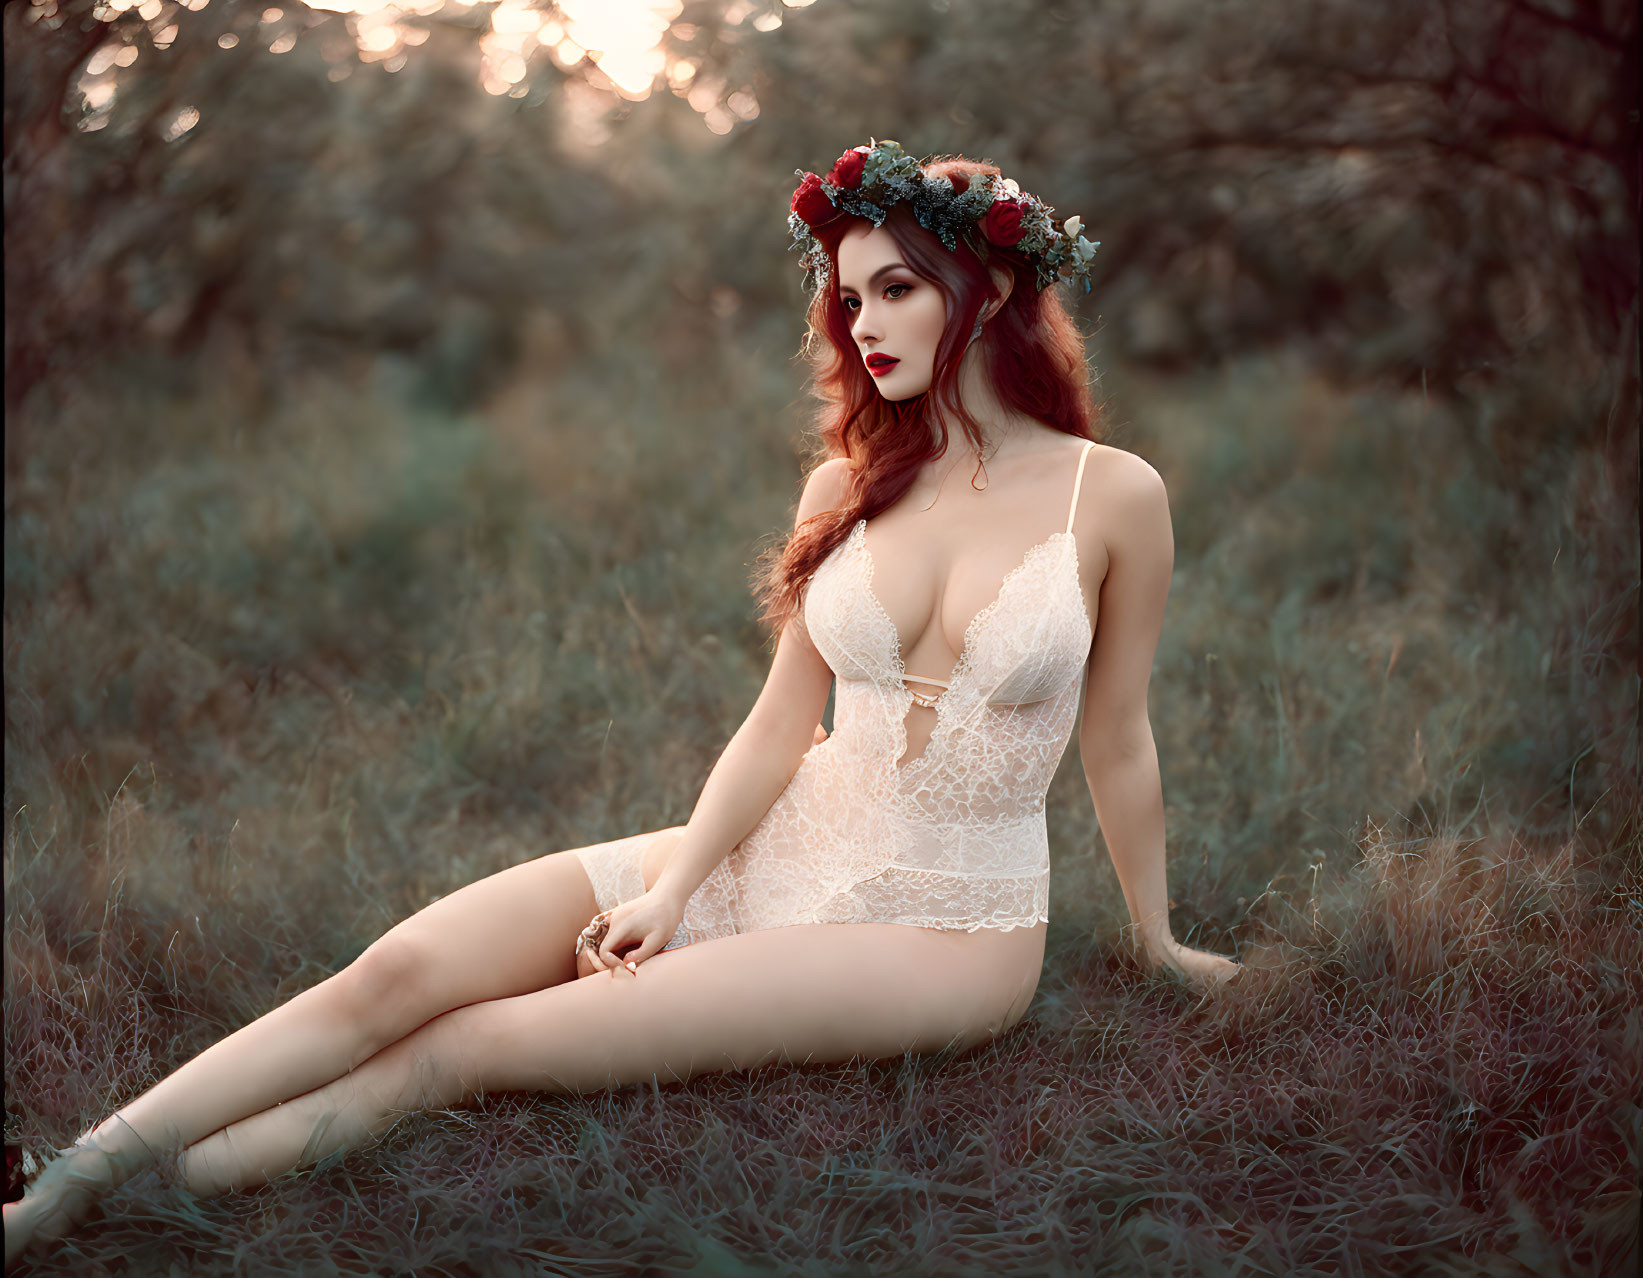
left=5, top=1194, right=45, bottom=1267
left=1, top=1140, right=126, bottom=1266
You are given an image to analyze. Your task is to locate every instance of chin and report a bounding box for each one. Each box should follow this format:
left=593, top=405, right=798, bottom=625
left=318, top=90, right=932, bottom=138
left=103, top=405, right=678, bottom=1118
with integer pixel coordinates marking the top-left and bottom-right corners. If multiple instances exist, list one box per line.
left=876, top=372, right=931, bottom=401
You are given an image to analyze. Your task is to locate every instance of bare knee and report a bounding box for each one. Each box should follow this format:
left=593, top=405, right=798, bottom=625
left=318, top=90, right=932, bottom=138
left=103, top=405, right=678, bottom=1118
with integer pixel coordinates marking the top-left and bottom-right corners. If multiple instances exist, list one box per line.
left=331, top=933, right=435, bottom=1044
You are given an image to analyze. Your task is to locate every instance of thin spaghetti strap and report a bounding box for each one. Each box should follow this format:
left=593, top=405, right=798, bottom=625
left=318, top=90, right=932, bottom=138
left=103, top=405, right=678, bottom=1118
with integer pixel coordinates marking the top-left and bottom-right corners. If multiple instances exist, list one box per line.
left=1064, top=440, right=1096, bottom=535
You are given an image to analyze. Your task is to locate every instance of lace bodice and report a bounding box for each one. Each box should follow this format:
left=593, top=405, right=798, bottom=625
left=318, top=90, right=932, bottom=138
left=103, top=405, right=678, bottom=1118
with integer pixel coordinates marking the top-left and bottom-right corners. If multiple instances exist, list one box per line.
left=575, top=439, right=1100, bottom=945
left=806, top=509, right=1091, bottom=790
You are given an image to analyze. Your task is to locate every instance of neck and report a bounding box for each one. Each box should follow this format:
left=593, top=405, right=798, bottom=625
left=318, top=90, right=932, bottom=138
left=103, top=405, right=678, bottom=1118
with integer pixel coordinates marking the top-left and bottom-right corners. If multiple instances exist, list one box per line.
left=924, top=343, right=1044, bottom=462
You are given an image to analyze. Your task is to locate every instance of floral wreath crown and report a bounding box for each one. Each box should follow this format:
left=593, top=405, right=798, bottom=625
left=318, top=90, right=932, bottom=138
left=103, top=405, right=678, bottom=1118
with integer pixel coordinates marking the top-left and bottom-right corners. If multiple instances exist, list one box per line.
left=786, top=138, right=1101, bottom=298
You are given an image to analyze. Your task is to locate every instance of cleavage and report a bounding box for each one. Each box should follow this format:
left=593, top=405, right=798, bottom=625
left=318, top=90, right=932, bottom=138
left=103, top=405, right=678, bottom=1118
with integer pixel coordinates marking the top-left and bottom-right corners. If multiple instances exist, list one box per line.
left=860, top=517, right=1055, bottom=773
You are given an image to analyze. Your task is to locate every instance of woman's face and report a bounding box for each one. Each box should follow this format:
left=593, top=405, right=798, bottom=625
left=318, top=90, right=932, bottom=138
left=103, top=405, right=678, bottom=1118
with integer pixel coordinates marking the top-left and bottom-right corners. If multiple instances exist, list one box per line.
left=835, top=223, right=949, bottom=402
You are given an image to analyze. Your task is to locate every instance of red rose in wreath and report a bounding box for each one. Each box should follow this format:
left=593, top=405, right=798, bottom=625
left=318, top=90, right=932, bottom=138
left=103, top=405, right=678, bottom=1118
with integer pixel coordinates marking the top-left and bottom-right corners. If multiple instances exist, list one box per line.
left=792, top=172, right=840, bottom=229
left=980, top=197, right=1027, bottom=247
left=826, top=146, right=868, bottom=190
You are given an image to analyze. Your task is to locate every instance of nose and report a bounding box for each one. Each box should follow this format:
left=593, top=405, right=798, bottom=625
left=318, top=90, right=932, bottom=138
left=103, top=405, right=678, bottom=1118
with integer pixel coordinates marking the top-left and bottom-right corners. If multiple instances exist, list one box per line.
left=851, top=300, right=883, bottom=344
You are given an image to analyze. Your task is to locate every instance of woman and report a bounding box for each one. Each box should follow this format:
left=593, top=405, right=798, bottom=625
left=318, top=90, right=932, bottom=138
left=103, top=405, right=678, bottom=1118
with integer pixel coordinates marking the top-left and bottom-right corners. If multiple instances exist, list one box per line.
left=3, top=139, right=1241, bottom=1263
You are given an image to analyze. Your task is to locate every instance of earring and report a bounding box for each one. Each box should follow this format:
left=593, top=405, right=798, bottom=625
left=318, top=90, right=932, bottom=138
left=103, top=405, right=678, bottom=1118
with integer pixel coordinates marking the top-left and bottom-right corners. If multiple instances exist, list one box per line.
left=969, top=314, right=986, bottom=343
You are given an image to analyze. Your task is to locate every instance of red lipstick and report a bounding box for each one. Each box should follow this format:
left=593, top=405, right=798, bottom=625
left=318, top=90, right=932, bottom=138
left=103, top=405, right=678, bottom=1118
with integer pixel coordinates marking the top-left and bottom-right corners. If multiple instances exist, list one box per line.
left=866, top=354, right=900, bottom=376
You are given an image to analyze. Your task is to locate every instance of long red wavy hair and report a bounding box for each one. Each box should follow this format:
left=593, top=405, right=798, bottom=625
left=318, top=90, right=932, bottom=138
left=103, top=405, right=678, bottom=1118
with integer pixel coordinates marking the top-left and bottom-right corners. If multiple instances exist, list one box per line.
left=750, top=153, right=1107, bottom=643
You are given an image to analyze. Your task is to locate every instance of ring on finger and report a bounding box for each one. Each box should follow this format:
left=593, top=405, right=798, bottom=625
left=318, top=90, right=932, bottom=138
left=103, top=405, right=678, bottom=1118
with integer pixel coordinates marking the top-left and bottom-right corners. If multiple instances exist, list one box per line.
left=574, top=909, right=613, bottom=956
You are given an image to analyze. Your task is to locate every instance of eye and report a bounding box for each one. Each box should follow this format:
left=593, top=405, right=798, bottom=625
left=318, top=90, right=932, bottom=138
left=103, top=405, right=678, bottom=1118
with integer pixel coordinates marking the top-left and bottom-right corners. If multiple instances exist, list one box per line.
left=842, top=283, right=911, bottom=313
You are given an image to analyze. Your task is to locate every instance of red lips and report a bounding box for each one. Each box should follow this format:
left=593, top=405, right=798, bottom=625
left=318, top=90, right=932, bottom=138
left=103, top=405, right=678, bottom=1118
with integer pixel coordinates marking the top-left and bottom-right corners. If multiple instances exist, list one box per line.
left=865, top=354, right=900, bottom=374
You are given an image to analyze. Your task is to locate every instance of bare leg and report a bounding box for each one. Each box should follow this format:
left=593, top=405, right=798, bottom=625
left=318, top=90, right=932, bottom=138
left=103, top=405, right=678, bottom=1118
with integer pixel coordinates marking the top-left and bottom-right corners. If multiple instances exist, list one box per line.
left=168, top=920, right=1046, bottom=1198
left=1, top=967, right=408, bottom=1266
left=176, top=1008, right=489, bottom=1197
left=3, top=844, right=611, bottom=1263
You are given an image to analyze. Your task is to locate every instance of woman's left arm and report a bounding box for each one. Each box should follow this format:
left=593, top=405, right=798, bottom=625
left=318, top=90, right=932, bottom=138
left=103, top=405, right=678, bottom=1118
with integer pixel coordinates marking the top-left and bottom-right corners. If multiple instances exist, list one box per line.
left=1077, top=458, right=1243, bottom=991
left=1077, top=458, right=1241, bottom=991
left=1076, top=455, right=1177, bottom=957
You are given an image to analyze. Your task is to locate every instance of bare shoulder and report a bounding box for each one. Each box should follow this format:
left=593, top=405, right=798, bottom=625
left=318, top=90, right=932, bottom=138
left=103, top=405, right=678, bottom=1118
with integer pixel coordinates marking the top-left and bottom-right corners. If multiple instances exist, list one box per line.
left=1086, top=443, right=1166, bottom=510
left=795, top=456, right=854, bottom=527
left=1059, top=441, right=1169, bottom=603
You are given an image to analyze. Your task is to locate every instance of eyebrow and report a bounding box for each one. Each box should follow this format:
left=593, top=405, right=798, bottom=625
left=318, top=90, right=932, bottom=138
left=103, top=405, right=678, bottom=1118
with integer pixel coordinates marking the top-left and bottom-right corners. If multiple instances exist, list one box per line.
left=837, top=263, right=909, bottom=295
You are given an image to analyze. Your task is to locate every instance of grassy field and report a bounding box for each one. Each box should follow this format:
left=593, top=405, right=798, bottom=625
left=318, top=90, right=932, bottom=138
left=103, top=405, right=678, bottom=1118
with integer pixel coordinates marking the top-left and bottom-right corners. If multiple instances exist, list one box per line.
left=4, top=333, right=1637, bottom=1274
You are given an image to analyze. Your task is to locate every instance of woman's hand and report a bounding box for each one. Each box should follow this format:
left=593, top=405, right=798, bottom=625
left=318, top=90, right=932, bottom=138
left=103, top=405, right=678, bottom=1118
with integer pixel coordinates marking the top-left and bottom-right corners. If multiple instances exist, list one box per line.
left=576, top=888, right=686, bottom=979
left=1144, top=936, right=1244, bottom=994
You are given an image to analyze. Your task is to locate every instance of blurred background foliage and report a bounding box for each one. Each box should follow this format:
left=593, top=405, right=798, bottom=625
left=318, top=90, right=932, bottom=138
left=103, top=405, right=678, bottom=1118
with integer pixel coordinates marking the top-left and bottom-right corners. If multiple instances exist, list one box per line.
left=4, top=0, right=1638, bottom=419
left=2, top=0, right=1639, bottom=1269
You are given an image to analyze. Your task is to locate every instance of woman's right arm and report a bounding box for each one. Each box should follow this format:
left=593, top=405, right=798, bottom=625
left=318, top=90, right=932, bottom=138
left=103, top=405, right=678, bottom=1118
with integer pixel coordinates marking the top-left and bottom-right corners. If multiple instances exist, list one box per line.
left=651, top=458, right=851, bottom=912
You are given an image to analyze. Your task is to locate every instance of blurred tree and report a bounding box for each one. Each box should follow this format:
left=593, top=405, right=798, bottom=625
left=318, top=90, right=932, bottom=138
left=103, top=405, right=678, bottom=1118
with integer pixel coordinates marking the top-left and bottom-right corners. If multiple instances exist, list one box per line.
left=3, top=0, right=1635, bottom=429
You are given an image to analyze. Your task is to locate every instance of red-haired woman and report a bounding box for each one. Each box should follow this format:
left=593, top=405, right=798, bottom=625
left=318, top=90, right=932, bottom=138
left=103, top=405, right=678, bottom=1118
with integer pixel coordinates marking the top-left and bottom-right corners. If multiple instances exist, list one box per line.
left=4, top=141, right=1241, bottom=1262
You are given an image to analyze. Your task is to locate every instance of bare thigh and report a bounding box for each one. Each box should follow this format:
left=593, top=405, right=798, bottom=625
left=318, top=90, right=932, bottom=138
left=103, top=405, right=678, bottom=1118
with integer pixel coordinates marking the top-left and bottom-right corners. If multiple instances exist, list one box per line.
left=358, top=828, right=683, bottom=1018
left=384, top=918, right=1048, bottom=1103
